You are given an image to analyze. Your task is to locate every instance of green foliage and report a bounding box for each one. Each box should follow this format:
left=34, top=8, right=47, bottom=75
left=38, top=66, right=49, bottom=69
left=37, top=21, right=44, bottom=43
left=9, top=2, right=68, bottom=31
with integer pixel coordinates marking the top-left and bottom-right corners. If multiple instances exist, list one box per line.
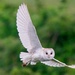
left=0, top=0, right=75, bottom=75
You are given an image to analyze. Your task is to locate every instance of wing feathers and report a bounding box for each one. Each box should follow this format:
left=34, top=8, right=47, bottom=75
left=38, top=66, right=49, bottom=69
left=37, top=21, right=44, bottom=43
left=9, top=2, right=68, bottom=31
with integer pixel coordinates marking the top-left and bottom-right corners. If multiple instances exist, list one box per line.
left=41, top=58, right=75, bottom=69
left=16, top=3, right=42, bottom=52
left=41, top=60, right=66, bottom=67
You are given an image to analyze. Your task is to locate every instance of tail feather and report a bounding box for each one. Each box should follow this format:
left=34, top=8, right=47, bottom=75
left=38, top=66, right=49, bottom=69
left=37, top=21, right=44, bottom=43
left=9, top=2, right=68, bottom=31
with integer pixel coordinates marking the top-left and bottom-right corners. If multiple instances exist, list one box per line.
left=20, top=52, right=28, bottom=61
left=20, top=52, right=31, bottom=65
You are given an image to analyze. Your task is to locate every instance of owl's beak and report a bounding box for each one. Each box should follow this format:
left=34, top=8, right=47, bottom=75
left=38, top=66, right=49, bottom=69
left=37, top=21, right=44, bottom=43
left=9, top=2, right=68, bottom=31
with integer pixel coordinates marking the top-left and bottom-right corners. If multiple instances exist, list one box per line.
left=48, top=55, right=50, bottom=58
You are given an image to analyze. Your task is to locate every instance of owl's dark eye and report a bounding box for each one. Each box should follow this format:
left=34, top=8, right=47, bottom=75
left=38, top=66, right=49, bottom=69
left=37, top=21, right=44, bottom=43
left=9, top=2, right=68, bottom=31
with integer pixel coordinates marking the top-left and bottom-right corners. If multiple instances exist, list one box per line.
left=50, top=52, right=53, bottom=55
left=46, top=52, right=48, bottom=55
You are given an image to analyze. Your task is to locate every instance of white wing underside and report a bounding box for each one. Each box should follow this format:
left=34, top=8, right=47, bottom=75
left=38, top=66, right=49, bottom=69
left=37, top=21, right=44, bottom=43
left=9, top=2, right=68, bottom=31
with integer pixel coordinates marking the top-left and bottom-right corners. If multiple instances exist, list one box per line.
left=41, top=58, right=75, bottom=68
left=16, top=4, right=42, bottom=52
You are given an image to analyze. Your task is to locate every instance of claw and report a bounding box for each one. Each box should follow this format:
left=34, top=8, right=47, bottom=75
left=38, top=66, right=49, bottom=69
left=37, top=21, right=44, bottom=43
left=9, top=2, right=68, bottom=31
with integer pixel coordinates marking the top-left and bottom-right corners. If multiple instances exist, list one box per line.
left=22, top=63, right=27, bottom=67
left=22, top=61, right=30, bottom=67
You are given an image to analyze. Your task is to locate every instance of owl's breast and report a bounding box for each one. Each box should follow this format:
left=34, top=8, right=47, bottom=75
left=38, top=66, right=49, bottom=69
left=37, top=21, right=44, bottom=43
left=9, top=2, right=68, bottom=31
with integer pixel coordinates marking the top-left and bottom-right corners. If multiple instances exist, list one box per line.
left=31, top=52, right=43, bottom=62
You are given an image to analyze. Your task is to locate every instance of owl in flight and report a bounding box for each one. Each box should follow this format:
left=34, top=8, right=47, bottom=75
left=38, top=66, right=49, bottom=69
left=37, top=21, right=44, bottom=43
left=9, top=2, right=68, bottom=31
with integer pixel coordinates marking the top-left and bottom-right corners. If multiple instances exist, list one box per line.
left=16, top=3, right=75, bottom=68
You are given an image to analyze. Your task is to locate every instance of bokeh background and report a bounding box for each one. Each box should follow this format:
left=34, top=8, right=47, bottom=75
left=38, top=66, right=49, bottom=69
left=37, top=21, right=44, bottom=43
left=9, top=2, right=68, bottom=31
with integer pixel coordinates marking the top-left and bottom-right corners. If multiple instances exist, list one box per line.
left=0, top=0, right=75, bottom=75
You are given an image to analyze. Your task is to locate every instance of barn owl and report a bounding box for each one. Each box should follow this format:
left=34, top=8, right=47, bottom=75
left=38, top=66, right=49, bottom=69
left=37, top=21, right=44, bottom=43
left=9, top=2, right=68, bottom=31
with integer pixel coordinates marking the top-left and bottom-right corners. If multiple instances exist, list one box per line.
left=16, top=3, right=75, bottom=68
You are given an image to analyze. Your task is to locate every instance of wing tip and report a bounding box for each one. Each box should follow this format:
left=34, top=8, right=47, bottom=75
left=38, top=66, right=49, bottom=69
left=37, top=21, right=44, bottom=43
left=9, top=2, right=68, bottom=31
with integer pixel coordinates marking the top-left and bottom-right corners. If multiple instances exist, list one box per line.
left=68, top=65, right=75, bottom=69
left=17, top=3, right=28, bottom=15
left=19, top=3, right=27, bottom=9
left=16, top=2, right=28, bottom=22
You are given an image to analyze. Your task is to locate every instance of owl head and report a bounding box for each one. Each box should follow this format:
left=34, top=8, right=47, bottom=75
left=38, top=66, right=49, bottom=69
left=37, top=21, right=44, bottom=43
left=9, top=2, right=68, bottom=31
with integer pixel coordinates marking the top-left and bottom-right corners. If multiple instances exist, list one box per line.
left=43, top=48, right=55, bottom=60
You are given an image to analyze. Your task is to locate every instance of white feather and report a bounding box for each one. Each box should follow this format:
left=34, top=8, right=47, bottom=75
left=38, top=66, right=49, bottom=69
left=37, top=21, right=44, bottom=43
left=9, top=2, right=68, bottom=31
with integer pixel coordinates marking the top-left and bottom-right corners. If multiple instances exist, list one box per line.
left=68, top=65, right=75, bottom=68
left=20, top=52, right=31, bottom=64
left=41, top=58, right=67, bottom=67
left=16, top=3, right=42, bottom=52
left=41, top=58, right=75, bottom=69
left=20, top=52, right=29, bottom=61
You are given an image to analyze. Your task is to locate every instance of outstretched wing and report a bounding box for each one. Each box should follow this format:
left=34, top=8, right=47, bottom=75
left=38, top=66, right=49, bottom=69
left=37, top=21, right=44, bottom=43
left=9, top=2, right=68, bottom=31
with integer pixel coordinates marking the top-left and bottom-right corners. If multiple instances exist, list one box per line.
left=16, top=3, right=42, bottom=52
left=41, top=58, right=75, bottom=68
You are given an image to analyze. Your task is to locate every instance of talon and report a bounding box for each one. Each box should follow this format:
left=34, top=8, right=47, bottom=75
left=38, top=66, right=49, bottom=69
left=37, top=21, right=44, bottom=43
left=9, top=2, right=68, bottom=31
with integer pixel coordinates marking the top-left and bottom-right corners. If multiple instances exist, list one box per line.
left=22, top=63, right=27, bottom=67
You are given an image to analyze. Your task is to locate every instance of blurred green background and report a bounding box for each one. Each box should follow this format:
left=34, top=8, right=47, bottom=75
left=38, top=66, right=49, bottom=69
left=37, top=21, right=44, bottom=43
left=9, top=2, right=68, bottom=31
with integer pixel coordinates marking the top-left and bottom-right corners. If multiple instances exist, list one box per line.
left=0, top=0, right=75, bottom=75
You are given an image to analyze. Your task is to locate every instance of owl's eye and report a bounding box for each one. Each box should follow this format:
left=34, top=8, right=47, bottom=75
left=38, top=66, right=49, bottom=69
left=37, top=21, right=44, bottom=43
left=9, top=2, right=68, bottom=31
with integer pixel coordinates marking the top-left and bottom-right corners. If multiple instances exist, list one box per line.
left=46, top=52, right=48, bottom=55
left=50, top=52, right=53, bottom=55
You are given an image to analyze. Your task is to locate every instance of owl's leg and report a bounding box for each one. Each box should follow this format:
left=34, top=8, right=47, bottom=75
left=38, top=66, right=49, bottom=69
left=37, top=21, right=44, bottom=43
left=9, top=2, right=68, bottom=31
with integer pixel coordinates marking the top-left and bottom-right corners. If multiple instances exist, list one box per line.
left=22, top=63, right=27, bottom=67
left=30, top=62, right=36, bottom=65
left=22, top=62, right=29, bottom=67
left=20, top=52, right=31, bottom=67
